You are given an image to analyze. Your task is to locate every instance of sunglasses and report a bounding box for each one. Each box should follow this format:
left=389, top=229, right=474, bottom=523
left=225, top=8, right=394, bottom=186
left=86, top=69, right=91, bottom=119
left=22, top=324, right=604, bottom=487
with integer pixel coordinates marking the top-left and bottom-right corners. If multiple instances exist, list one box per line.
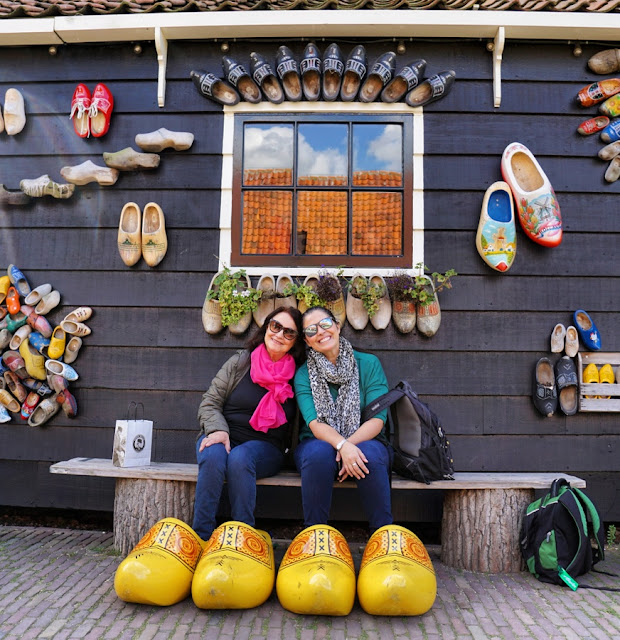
left=268, top=319, right=298, bottom=341
left=302, top=316, right=335, bottom=337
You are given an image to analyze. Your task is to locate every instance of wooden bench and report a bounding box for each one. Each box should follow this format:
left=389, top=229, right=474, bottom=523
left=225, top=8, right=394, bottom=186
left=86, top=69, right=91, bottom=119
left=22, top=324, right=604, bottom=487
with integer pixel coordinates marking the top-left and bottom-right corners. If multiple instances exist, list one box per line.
left=50, top=457, right=586, bottom=573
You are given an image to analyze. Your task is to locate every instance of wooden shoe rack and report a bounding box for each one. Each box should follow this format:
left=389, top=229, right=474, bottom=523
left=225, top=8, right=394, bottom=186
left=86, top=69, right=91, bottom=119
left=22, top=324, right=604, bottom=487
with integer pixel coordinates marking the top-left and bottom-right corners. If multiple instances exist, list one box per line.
left=577, top=352, right=620, bottom=412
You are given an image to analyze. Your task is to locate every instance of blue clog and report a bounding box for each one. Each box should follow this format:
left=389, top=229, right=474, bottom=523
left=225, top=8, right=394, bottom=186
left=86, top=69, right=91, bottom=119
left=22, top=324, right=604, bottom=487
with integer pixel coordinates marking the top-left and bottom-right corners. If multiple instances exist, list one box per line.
left=7, top=264, right=31, bottom=297
left=573, top=309, right=601, bottom=350
left=28, top=331, right=51, bottom=354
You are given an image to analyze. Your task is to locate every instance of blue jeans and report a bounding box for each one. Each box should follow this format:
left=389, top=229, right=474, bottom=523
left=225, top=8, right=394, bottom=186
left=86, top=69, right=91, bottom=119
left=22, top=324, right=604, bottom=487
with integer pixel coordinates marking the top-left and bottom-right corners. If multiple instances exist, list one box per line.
left=192, top=437, right=284, bottom=541
left=294, top=438, right=393, bottom=533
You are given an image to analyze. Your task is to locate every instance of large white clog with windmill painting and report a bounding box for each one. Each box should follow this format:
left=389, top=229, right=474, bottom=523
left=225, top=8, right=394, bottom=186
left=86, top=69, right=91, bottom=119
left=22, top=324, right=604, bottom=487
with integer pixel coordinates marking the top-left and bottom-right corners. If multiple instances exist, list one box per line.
left=476, top=181, right=517, bottom=273
left=501, top=142, right=562, bottom=248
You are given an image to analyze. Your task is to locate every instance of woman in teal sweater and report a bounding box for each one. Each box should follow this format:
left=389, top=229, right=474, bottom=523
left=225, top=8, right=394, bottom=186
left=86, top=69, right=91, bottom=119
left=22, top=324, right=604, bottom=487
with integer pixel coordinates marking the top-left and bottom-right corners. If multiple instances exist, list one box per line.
left=294, top=306, right=393, bottom=532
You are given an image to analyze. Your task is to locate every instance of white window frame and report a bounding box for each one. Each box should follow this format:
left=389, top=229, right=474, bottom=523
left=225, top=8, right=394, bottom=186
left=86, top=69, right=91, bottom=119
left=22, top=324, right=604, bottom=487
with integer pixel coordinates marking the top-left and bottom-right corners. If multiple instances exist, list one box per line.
left=219, top=101, right=424, bottom=277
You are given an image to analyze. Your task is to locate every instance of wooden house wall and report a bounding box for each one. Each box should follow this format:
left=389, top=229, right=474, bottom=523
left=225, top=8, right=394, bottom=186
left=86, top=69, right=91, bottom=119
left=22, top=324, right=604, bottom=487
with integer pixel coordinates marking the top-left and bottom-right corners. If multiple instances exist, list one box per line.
left=0, top=37, right=618, bottom=525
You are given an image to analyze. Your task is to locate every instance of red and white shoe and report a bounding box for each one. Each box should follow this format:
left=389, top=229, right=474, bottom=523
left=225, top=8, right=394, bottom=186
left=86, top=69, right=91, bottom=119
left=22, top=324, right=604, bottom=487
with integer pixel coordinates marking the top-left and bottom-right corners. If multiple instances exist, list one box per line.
left=70, top=84, right=91, bottom=138
left=501, top=142, right=562, bottom=248
left=90, top=83, right=114, bottom=138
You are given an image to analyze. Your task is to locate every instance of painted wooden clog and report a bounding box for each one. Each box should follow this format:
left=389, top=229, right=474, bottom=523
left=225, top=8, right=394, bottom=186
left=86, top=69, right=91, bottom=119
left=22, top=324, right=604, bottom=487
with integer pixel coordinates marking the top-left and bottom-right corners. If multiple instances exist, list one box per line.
left=500, top=142, right=562, bottom=247
left=357, top=524, right=437, bottom=616
left=192, top=521, right=275, bottom=610
left=276, top=524, right=355, bottom=616
left=476, top=181, right=516, bottom=272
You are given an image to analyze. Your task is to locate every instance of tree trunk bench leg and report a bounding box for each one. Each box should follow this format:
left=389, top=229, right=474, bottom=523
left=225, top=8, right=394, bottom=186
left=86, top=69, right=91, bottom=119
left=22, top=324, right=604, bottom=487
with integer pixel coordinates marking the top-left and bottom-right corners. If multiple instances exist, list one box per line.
left=440, top=488, right=534, bottom=573
left=113, top=478, right=196, bottom=556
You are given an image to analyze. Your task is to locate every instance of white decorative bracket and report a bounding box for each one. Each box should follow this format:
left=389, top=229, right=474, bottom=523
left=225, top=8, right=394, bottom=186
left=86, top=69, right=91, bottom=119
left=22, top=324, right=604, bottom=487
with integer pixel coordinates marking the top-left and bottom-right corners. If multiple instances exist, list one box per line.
left=155, top=26, right=168, bottom=108
left=492, top=26, right=505, bottom=109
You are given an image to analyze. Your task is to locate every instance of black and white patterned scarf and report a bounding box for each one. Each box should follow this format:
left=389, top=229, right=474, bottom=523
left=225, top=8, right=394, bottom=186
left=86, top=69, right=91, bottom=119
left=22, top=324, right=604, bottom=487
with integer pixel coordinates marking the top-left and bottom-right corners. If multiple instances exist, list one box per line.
left=306, top=336, right=360, bottom=438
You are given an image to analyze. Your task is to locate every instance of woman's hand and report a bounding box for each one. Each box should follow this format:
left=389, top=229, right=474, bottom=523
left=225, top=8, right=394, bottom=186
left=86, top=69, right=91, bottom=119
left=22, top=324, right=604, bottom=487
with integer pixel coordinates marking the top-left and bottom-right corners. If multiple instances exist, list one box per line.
left=199, top=431, right=231, bottom=453
left=336, top=441, right=369, bottom=481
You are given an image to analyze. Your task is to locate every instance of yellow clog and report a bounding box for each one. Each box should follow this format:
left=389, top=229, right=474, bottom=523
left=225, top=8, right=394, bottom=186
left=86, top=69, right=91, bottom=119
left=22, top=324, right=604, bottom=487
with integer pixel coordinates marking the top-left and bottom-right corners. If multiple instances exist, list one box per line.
left=0, top=276, right=10, bottom=304
left=114, top=517, right=204, bottom=606
left=192, top=521, right=275, bottom=610
left=357, top=524, right=437, bottom=616
left=583, top=363, right=599, bottom=399
left=599, top=363, right=615, bottom=399
left=276, top=524, right=355, bottom=616
left=19, top=340, right=46, bottom=380
left=47, top=326, right=66, bottom=361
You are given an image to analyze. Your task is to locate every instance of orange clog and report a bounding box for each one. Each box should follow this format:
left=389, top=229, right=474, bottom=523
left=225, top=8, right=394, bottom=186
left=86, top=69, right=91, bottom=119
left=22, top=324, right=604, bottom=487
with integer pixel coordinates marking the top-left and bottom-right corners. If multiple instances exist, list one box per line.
left=5, top=286, right=20, bottom=315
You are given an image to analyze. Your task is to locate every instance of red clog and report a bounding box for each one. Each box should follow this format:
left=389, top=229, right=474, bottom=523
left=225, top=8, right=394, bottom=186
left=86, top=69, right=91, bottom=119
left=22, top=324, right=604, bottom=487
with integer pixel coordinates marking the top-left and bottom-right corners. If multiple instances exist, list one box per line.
left=21, top=391, right=40, bottom=421
left=70, top=84, right=92, bottom=138
left=6, top=286, right=20, bottom=315
left=90, top=83, right=113, bottom=138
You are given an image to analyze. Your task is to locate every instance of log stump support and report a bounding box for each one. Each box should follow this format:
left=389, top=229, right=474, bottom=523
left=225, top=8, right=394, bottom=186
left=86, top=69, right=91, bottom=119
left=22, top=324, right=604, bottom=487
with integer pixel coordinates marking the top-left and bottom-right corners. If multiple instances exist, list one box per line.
left=440, top=488, right=534, bottom=573
left=113, top=478, right=196, bottom=556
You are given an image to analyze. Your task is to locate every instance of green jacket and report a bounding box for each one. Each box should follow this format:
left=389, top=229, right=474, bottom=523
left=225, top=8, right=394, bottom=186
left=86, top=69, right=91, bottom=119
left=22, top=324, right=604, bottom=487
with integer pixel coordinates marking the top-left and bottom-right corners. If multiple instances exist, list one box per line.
left=294, top=350, right=389, bottom=442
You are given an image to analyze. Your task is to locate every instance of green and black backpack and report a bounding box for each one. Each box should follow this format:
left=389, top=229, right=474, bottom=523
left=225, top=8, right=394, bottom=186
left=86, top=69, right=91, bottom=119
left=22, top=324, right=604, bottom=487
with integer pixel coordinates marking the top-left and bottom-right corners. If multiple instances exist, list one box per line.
left=520, top=478, right=615, bottom=590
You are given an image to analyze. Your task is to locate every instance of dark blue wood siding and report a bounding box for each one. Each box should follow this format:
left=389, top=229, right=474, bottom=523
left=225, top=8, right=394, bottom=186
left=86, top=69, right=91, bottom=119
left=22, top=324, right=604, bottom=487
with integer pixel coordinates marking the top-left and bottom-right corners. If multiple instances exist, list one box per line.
left=0, top=38, right=618, bottom=523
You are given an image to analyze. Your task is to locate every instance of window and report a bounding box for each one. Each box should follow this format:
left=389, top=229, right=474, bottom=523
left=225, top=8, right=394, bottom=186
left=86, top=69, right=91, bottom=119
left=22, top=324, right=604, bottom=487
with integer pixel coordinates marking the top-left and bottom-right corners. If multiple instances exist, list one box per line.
left=231, top=113, right=413, bottom=268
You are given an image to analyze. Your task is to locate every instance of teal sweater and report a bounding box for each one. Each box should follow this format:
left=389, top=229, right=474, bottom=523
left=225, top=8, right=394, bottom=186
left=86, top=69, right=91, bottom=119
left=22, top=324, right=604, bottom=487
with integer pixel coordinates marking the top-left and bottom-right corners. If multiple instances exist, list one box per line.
left=294, top=350, right=389, bottom=442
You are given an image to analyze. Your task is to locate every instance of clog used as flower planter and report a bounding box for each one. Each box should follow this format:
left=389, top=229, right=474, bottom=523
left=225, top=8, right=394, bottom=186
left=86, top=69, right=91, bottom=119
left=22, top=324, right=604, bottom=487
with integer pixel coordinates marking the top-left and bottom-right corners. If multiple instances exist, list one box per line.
left=369, top=274, right=391, bottom=330
left=345, top=275, right=369, bottom=331
left=501, top=142, right=562, bottom=247
left=416, top=276, right=441, bottom=338
left=476, top=181, right=516, bottom=272
left=253, top=274, right=276, bottom=327
left=357, top=524, right=436, bottom=616
left=192, top=521, right=274, bottom=610
left=392, top=300, right=416, bottom=334
left=276, top=524, right=355, bottom=616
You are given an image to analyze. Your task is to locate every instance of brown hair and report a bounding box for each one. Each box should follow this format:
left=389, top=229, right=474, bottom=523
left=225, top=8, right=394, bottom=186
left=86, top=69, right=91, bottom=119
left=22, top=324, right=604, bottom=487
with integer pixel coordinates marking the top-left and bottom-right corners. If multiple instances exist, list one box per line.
left=246, top=306, right=306, bottom=365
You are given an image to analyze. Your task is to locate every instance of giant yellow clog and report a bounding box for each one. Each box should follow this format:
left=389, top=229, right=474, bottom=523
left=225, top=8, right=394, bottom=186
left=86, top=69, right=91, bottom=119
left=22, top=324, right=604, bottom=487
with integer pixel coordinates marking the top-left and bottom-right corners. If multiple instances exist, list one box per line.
left=114, top=517, right=204, bottom=606
left=276, top=524, right=355, bottom=616
left=357, top=524, right=436, bottom=616
left=0, top=276, right=10, bottom=304
left=192, top=521, right=275, bottom=610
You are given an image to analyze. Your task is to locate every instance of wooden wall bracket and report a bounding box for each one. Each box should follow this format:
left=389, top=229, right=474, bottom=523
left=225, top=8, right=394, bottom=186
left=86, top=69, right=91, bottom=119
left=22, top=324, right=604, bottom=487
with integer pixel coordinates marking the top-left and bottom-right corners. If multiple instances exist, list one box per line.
left=155, top=26, right=168, bottom=108
left=492, top=26, right=505, bottom=109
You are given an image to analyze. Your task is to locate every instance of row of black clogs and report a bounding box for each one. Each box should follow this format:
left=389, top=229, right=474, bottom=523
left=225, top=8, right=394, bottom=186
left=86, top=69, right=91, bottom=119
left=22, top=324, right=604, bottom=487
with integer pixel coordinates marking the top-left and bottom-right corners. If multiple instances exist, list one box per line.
left=190, top=43, right=456, bottom=108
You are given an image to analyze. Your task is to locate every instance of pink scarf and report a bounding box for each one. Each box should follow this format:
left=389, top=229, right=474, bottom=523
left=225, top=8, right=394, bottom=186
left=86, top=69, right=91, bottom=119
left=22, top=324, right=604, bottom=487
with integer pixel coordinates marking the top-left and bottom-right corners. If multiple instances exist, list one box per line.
left=249, top=344, right=295, bottom=432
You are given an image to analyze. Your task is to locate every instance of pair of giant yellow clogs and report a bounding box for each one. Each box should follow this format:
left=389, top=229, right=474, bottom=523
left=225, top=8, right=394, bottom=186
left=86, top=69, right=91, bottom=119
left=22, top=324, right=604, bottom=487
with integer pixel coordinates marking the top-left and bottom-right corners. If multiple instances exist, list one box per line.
left=114, top=518, right=275, bottom=609
left=114, top=518, right=436, bottom=616
left=583, top=363, right=616, bottom=399
left=276, top=523, right=436, bottom=617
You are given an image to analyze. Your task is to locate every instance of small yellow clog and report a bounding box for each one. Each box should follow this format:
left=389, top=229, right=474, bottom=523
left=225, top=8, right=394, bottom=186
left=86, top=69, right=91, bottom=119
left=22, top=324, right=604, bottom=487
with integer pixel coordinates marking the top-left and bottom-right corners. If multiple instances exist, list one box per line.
left=599, top=363, right=615, bottom=399
left=114, top=517, right=204, bottom=606
left=47, top=326, right=66, bottom=361
left=276, top=524, right=355, bottom=616
left=357, top=524, right=437, bottom=616
left=192, top=521, right=275, bottom=610
left=583, top=363, right=599, bottom=399
left=0, top=276, right=10, bottom=304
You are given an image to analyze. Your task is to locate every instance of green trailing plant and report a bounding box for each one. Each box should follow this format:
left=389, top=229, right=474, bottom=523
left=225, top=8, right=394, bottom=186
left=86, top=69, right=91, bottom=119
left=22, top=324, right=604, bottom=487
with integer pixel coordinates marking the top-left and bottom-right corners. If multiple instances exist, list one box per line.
left=206, top=266, right=262, bottom=327
left=282, top=282, right=323, bottom=309
left=386, top=263, right=457, bottom=306
left=346, top=275, right=386, bottom=318
left=607, top=523, right=618, bottom=547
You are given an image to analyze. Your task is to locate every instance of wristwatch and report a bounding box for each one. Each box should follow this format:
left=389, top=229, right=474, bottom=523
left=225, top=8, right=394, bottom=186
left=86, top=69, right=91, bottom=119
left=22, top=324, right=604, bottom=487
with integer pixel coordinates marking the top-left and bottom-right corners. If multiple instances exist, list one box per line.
left=336, top=438, right=347, bottom=451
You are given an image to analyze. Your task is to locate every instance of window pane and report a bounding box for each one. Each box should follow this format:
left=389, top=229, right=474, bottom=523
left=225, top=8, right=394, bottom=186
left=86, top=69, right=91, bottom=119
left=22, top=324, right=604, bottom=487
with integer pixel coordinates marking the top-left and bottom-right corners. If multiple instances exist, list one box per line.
left=352, top=192, right=402, bottom=256
left=242, top=191, right=292, bottom=254
left=243, top=124, right=293, bottom=186
left=298, top=124, right=348, bottom=186
left=297, top=191, right=347, bottom=255
left=352, top=124, right=402, bottom=187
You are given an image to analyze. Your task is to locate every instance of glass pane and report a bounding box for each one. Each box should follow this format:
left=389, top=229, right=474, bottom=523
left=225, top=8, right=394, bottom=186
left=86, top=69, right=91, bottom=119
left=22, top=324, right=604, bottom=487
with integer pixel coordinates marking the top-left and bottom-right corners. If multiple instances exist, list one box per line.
left=352, top=124, right=403, bottom=187
left=243, top=123, right=293, bottom=186
left=298, top=124, right=348, bottom=186
left=352, top=192, right=402, bottom=256
left=297, top=191, right=347, bottom=255
left=242, top=191, right=292, bottom=254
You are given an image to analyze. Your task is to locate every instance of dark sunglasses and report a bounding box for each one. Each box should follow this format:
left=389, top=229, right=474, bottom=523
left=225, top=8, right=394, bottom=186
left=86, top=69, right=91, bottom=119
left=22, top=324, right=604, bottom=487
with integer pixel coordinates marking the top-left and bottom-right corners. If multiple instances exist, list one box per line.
left=303, top=316, right=335, bottom=337
left=268, top=319, right=298, bottom=341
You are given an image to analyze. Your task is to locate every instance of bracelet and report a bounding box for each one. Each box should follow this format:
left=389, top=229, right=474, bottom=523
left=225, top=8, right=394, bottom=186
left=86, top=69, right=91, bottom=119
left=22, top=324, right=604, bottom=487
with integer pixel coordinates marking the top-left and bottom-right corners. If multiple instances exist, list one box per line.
left=336, top=438, right=347, bottom=452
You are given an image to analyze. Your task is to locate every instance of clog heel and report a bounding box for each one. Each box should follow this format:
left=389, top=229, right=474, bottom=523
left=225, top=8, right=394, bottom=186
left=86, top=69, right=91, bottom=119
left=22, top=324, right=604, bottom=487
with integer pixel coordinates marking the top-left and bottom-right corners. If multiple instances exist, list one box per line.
left=583, top=363, right=600, bottom=399
left=276, top=525, right=355, bottom=616
left=192, top=521, right=275, bottom=610
left=357, top=524, right=437, bottom=616
left=114, top=518, right=204, bottom=606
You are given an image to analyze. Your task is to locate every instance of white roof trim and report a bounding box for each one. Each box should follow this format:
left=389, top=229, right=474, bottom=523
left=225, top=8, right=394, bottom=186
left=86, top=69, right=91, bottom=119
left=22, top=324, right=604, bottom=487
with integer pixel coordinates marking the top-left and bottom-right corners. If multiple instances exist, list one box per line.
left=1, top=11, right=620, bottom=46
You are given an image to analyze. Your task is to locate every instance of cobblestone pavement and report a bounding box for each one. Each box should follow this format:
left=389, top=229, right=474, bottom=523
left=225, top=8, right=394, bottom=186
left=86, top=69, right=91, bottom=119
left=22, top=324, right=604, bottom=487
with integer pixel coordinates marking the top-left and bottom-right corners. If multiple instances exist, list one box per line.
left=0, top=526, right=619, bottom=640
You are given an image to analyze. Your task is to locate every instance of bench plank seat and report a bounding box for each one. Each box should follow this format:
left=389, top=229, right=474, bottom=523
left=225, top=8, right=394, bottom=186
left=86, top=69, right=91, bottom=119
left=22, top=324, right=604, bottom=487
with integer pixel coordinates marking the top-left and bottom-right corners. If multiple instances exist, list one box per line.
left=49, top=457, right=586, bottom=573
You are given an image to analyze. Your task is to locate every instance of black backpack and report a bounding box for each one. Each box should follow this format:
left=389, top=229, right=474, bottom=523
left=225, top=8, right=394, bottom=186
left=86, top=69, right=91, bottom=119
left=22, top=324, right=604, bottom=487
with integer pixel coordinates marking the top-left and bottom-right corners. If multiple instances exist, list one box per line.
left=520, top=478, right=617, bottom=590
left=361, top=379, right=455, bottom=484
